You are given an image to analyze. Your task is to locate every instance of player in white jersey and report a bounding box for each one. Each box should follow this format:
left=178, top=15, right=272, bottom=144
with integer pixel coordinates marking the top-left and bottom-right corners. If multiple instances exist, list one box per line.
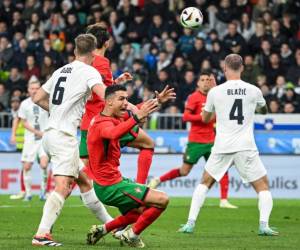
left=17, top=79, right=50, bottom=201
left=31, top=34, right=112, bottom=247
left=180, top=54, right=278, bottom=236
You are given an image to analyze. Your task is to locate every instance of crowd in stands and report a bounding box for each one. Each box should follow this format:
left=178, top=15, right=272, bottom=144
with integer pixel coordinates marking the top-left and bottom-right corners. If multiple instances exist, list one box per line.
left=0, top=0, right=300, bottom=119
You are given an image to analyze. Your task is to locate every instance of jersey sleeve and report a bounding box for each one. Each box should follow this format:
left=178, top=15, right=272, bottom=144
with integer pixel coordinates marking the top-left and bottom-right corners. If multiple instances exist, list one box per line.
left=17, top=101, right=27, bottom=119
left=256, top=88, right=266, bottom=108
left=86, top=67, right=103, bottom=89
left=42, top=75, right=54, bottom=94
left=185, top=94, right=197, bottom=111
left=204, top=89, right=215, bottom=112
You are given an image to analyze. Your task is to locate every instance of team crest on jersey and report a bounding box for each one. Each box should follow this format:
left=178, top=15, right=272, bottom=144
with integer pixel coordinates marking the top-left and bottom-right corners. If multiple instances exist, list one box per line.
left=134, top=187, right=142, bottom=193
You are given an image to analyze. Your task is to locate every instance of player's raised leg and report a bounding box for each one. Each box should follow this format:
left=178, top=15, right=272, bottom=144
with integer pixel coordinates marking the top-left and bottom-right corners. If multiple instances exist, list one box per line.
left=125, top=128, right=155, bottom=184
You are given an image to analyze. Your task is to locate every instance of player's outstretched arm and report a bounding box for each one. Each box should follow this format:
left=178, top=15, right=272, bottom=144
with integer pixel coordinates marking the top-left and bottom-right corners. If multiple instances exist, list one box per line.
left=154, top=85, right=176, bottom=104
left=33, top=88, right=49, bottom=111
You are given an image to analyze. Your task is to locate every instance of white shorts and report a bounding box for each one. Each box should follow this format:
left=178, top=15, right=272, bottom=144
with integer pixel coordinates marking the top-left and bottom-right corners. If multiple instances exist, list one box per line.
left=42, top=129, right=80, bottom=178
left=21, top=140, right=47, bottom=163
left=205, top=150, right=267, bottom=183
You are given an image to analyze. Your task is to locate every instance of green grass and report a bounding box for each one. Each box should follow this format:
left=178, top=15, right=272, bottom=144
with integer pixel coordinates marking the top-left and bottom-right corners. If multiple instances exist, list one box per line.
left=0, top=195, right=299, bottom=249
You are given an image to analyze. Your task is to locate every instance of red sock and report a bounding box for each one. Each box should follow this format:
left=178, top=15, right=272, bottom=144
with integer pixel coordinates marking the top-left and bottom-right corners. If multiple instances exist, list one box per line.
left=105, top=210, right=140, bottom=232
left=220, top=172, right=229, bottom=199
left=20, top=169, right=25, bottom=192
left=132, top=207, right=164, bottom=235
left=160, top=168, right=181, bottom=182
left=136, top=148, right=154, bottom=184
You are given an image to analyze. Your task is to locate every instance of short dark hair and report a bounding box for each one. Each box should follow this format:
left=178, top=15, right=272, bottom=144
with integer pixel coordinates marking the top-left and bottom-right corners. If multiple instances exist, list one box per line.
left=86, top=23, right=110, bottom=49
left=225, top=54, right=243, bottom=71
left=200, top=69, right=213, bottom=77
left=74, top=34, right=96, bottom=56
left=105, top=84, right=127, bottom=99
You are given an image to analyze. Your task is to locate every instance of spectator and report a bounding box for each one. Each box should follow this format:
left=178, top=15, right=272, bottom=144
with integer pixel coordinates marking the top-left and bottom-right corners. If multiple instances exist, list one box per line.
left=157, top=50, right=171, bottom=73
left=22, top=0, right=38, bottom=23
left=37, top=0, right=53, bottom=21
left=280, top=83, right=300, bottom=112
left=149, top=69, right=170, bottom=92
left=286, top=48, right=300, bottom=85
left=117, top=0, right=136, bottom=27
left=0, top=21, right=9, bottom=38
left=160, top=105, right=183, bottom=129
left=261, top=10, right=273, bottom=32
left=109, top=11, right=126, bottom=44
left=126, top=83, right=142, bottom=105
left=177, top=28, right=194, bottom=56
left=257, top=39, right=271, bottom=70
left=188, top=37, right=210, bottom=74
left=64, top=13, right=83, bottom=43
left=131, top=59, right=148, bottom=83
left=264, top=52, right=285, bottom=86
left=0, top=82, right=10, bottom=109
left=87, top=7, right=102, bottom=25
left=169, top=56, right=186, bottom=86
left=241, top=55, right=261, bottom=84
left=283, top=102, right=295, bottom=113
left=0, top=0, right=16, bottom=24
left=44, top=12, right=66, bottom=33
left=126, top=10, right=147, bottom=43
left=271, top=75, right=286, bottom=99
left=177, top=70, right=196, bottom=111
left=252, top=0, right=270, bottom=21
left=210, top=41, right=226, bottom=69
left=12, top=38, right=29, bottom=70
left=280, top=43, right=294, bottom=68
left=26, top=12, right=45, bottom=40
left=0, top=36, right=14, bottom=69
left=110, top=61, right=123, bottom=79
left=27, top=29, right=43, bottom=55
left=105, top=37, right=121, bottom=63
left=281, top=12, right=298, bottom=40
left=23, top=54, right=40, bottom=81
left=148, top=14, right=168, bottom=43
left=163, top=38, right=177, bottom=62
left=223, top=22, right=247, bottom=55
left=6, top=67, right=26, bottom=92
left=260, top=84, right=272, bottom=103
left=11, top=10, right=26, bottom=35
left=248, top=20, right=269, bottom=54
left=40, top=55, right=55, bottom=81
left=269, top=20, right=287, bottom=52
left=268, top=99, right=280, bottom=113
left=118, top=42, right=139, bottom=71
left=238, top=13, right=255, bottom=42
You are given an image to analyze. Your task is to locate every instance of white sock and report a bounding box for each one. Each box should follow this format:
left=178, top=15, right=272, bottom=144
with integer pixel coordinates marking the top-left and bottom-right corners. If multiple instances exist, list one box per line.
left=187, top=184, right=209, bottom=223
left=258, top=190, right=273, bottom=228
left=23, top=169, right=32, bottom=196
left=81, top=189, right=113, bottom=223
left=128, top=228, right=138, bottom=239
left=40, top=168, right=48, bottom=194
left=37, top=191, right=65, bottom=235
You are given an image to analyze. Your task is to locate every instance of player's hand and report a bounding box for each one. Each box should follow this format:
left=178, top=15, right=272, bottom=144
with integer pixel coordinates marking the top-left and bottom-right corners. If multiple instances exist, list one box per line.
left=10, top=134, right=16, bottom=145
left=155, top=85, right=176, bottom=104
left=135, top=99, right=158, bottom=121
left=115, top=72, right=133, bottom=84
left=35, top=131, right=44, bottom=138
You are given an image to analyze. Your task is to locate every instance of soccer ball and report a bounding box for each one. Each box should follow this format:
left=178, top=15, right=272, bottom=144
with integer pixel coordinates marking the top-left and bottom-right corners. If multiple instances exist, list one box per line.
left=180, top=7, right=203, bottom=29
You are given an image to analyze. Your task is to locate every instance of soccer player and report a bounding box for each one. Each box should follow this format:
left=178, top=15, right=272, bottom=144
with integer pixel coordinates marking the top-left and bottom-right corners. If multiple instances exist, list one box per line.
left=13, top=79, right=50, bottom=201
left=149, top=71, right=237, bottom=214
left=86, top=85, right=169, bottom=248
left=181, top=54, right=278, bottom=236
left=31, top=34, right=111, bottom=246
left=80, top=24, right=156, bottom=185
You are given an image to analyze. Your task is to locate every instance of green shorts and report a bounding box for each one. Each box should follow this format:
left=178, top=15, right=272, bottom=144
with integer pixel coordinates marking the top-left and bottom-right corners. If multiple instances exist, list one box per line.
left=93, top=177, right=149, bottom=214
left=119, top=125, right=139, bottom=148
left=183, top=142, right=213, bottom=165
left=79, top=130, right=88, bottom=158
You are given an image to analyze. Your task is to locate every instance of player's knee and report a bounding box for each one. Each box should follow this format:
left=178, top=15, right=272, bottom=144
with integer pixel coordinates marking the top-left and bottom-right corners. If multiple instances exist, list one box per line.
left=157, top=192, right=169, bottom=208
left=180, top=168, right=191, bottom=176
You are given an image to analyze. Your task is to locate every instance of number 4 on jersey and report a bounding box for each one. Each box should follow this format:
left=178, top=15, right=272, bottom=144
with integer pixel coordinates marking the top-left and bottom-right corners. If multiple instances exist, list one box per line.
left=229, top=99, right=244, bottom=125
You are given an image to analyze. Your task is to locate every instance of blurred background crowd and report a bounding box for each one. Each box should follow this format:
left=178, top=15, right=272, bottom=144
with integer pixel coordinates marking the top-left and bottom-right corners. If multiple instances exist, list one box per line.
left=0, top=0, right=300, bottom=121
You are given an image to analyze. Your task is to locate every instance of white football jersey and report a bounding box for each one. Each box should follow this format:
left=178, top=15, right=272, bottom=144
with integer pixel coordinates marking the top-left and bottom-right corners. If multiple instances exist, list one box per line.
left=204, top=80, right=266, bottom=153
left=42, top=60, right=103, bottom=136
left=18, top=97, right=49, bottom=142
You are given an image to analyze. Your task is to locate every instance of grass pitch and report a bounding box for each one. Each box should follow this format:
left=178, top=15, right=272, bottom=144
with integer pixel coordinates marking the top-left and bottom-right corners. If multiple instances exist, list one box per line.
left=0, top=195, right=299, bottom=249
